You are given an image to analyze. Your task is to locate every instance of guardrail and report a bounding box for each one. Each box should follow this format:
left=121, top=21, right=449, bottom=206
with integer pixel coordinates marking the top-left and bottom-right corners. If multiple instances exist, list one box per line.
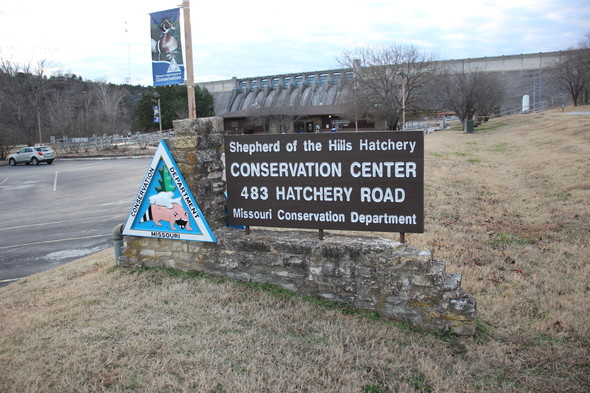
left=51, top=130, right=173, bottom=154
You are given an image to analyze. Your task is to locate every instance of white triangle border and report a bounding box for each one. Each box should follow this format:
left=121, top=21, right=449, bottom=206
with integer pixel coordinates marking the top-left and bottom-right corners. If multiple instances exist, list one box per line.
left=122, top=140, right=216, bottom=242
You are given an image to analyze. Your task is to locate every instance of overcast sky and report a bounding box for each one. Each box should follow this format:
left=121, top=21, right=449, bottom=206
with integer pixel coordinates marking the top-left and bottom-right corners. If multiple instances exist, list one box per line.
left=0, top=0, right=588, bottom=86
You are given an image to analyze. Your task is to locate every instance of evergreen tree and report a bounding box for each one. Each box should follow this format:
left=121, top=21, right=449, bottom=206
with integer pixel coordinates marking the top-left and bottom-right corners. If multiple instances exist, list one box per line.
left=133, top=85, right=215, bottom=131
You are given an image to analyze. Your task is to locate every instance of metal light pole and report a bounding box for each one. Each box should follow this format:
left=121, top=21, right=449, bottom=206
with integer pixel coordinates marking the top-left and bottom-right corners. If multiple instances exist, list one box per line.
left=82, top=90, right=87, bottom=135
left=36, top=105, right=42, bottom=145
left=532, top=74, right=537, bottom=112
left=397, top=71, right=407, bottom=130
left=401, top=79, right=406, bottom=129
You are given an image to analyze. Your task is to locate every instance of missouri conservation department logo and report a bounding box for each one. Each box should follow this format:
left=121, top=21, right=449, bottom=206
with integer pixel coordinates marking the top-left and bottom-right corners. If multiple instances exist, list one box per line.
left=123, top=140, right=216, bottom=242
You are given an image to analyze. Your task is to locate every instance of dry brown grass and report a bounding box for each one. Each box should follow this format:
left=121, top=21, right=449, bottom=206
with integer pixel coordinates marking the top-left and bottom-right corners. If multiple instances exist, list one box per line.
left=1, top=108, right=589, bottom=393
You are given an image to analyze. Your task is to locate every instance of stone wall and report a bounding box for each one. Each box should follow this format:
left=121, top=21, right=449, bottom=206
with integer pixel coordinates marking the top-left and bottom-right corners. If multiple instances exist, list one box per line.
left=119, top=117, right=477, bottom=335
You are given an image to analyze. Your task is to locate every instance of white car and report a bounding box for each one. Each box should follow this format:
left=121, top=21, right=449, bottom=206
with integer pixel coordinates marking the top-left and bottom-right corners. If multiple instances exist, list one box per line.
left=8, top=146, right=55, bottom=166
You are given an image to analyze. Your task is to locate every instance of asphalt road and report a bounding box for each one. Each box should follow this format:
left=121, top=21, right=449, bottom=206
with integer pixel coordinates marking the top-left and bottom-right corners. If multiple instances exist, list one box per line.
left=0, top=158, right=150, bottom=287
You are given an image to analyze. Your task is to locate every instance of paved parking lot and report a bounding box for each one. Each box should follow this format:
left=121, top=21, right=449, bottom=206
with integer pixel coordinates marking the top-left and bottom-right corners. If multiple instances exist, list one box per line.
left=0, top=158, right=150, bottom=287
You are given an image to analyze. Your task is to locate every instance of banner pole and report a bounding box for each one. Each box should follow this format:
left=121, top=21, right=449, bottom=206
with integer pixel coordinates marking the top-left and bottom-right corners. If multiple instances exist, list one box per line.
left=182, top=1, right=197, bottom=118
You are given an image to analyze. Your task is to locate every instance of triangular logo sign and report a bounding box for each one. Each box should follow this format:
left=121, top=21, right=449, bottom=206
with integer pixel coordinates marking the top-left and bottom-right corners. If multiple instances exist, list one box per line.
left=122, top=140, right=216, bottom=242
left=167, top=58, right=181, bottom=73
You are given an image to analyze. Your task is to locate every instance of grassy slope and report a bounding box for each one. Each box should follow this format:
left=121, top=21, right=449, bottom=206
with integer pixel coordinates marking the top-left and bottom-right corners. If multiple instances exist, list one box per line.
left=1, top=108, right=589, bottom=393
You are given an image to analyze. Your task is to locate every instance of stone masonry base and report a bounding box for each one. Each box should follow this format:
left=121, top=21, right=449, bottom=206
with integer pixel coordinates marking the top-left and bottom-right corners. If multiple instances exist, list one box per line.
left=120, top=227, right=476, bottom=335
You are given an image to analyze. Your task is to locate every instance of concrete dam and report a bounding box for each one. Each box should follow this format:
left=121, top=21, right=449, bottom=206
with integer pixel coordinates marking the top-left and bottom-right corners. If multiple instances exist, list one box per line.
left=205, top=71, right=352, bottom=117
left=198, top=50, right=575, bottom=124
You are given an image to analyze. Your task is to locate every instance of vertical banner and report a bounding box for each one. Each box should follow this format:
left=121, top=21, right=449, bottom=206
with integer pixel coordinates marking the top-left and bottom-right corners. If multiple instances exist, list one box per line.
left=150, top=8, right=185, bottom=86
left=153, top=105, right=160, bottom=123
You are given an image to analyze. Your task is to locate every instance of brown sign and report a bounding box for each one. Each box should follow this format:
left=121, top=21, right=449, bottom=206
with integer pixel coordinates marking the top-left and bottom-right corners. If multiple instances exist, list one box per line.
left=224, top=131, right=424, bottom=233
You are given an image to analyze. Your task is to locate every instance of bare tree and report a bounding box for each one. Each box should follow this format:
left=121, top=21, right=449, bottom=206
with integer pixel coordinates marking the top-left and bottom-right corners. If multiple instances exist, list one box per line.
left=544, top=33, right=590, bottom=107
left=0, top=63, right=20, bottom=157
left=0, top=68, right=18, bottom=158
left=0, top=59, right=52, bottom=146
left=548, top=46, right=590, bottom=107
left=91, top=81, right=129, bottom=135
left=46, top=85, right=80, bottom=138
left=247, top=102, right=305, bottom=133
left=0, top=54, right=139, bottom=148
left=338, top=44, right=438, bottom=129
left=271, top=105, right=305, bottom=134
left=247, top=102, right=272, bottom=132
left=432, top=66, right=504, bottom=124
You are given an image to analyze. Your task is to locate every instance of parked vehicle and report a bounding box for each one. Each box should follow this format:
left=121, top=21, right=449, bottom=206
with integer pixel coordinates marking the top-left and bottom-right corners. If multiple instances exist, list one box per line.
left=8, top=146, right=55, bottom=166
